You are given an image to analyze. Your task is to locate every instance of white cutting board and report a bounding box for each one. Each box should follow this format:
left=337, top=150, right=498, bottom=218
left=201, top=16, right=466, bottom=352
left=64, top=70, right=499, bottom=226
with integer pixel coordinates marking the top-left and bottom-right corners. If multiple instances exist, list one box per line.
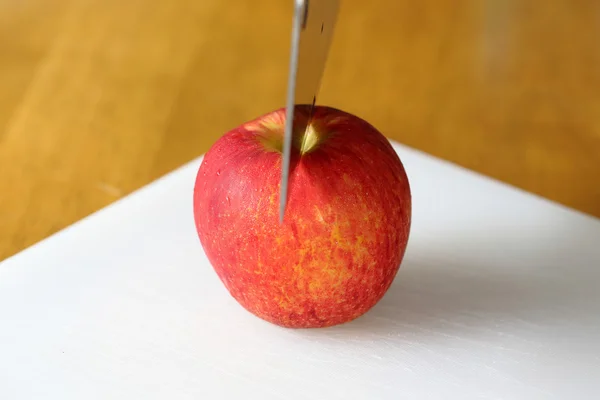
left=1, top=141, right=599, bottom=399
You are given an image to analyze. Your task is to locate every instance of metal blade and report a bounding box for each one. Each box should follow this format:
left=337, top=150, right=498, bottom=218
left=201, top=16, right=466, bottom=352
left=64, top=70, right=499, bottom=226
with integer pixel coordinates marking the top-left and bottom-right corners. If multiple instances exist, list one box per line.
left=280, top=0, right=339, bottom=223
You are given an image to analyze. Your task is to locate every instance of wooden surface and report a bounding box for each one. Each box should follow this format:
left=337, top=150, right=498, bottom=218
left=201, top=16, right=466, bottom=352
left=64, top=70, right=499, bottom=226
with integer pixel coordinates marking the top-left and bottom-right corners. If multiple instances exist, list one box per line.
left=1, top=0, right=599, bottom=261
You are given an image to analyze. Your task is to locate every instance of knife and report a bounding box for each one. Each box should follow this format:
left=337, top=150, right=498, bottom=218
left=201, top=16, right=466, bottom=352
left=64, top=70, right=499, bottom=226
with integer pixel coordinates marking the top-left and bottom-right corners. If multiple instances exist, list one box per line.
left=279, top=0, right=340, bottom=223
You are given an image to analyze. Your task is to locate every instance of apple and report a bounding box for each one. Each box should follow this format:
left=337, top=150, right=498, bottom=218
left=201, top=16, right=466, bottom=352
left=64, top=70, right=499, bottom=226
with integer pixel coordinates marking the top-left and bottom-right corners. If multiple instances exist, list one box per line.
left=193, top=105, right=411, bottom=328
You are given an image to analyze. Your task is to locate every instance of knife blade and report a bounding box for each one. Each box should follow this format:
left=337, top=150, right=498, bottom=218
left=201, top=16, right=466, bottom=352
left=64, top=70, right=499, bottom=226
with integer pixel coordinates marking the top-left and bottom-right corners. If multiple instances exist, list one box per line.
left=279, top=0, right=339, bottom=223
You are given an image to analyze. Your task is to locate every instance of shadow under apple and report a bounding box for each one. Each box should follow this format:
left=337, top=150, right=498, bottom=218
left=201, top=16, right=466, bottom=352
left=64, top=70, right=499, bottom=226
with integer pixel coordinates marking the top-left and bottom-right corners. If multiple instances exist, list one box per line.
left=293, top=213, right=600, bottom=345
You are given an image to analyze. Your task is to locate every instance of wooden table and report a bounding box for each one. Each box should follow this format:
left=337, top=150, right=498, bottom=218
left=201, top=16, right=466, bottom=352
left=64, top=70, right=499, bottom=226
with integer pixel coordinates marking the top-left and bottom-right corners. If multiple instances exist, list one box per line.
left=1, top=0, right=599, bottom=260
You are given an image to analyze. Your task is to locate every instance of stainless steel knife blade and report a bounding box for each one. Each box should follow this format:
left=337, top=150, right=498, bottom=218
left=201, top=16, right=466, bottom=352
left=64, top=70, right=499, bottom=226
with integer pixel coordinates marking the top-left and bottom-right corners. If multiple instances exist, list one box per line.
left=280, top=0, right=339, bottom=223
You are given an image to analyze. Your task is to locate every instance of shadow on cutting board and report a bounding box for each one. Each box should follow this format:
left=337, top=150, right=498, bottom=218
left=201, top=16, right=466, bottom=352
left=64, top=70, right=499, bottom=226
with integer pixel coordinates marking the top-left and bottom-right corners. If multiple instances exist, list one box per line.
left=296, top=215, right=600, bottom=342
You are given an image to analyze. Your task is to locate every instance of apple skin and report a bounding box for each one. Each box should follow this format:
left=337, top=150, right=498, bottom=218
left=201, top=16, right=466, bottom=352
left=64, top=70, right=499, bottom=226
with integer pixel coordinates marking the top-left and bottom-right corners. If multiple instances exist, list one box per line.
left=193, top=105, right=411, bottom=328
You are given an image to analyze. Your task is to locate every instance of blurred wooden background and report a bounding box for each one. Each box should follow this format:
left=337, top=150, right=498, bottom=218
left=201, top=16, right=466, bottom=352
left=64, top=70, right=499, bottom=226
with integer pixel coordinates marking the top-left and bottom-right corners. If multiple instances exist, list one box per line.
left=1, top=0, right=599, bottom=260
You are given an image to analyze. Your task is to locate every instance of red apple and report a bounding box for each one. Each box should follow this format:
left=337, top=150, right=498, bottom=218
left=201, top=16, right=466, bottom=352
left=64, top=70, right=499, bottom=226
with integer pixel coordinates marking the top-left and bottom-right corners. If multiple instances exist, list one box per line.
left=193, top=105, right=411, bottom=328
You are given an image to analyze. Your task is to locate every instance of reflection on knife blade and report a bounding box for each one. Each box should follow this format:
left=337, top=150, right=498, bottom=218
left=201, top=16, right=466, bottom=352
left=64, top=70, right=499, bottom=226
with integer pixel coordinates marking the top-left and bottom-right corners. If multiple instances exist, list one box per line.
left=279, top=0, right=339, bottom=223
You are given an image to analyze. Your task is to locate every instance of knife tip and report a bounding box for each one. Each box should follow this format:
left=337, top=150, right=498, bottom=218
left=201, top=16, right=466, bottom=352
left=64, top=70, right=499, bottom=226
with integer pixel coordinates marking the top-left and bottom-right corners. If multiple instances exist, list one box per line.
left=279, top=201, right=285, bottom=224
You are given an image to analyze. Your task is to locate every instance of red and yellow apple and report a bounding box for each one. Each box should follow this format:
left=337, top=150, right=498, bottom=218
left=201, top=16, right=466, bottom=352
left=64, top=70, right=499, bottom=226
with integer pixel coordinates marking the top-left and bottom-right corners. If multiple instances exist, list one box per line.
left=193, top=105, right=411, bottom=328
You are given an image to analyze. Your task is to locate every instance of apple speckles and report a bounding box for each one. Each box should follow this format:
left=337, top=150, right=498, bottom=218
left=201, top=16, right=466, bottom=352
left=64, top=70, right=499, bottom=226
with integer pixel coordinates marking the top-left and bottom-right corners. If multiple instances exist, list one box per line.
left=314, top=206, right=326, bottom=224
left=193, top=105, right=411, bottom=329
